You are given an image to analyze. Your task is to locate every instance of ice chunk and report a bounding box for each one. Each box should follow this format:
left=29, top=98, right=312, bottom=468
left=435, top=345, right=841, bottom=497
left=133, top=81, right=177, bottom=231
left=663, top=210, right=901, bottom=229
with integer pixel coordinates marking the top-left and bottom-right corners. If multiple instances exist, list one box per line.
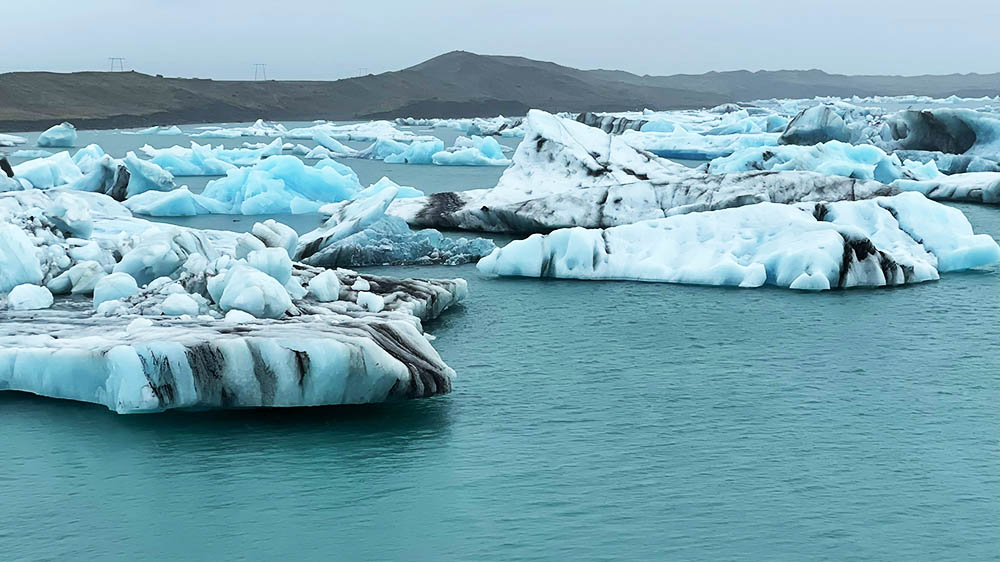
left=298, top=185, right=495, bottom=266
left=93, top=272, right=140, bottom=309
left=251, top=220, right=298, bottom=256
left=477, top=192, right=999, bottom=290
left=307, top=270, right=341, bottom=302
left=384, top=139, right=445, bottom=164
left=357, top=291, right=384, bottom=312
left=709, top=141, right=907, bottom=184
left=5, top=284, right=53, bottom=310
left=46, top=260, right=106, bottom=295
left=36, top=122, right=77, bottom=148
left=158, top=293, right=201, bottom=316
left=312, top=131, right=360, bottom=157
left=11, top=151, right=83, bottom=188
left=352, top=177, right=424, bottom=200
left=10, top=149, right=53, bottom=159
left=0, top=133, right=28, bottom=147
left=123, top=186, right=229, bottom=216
left=0, top=223, right=44, bottom=293
left=892, top=173, right=1000, bottom=204
left=123, top=152, right=176, bottom=196
left=126, top=125, right=184, bottom=135
left=207, top=264, right=292, bottom=319
left=224, top=309, right=256, bottom=323
left=198, top=155, right=362, bottom=215
left=246, top=248, right=293, bottom=284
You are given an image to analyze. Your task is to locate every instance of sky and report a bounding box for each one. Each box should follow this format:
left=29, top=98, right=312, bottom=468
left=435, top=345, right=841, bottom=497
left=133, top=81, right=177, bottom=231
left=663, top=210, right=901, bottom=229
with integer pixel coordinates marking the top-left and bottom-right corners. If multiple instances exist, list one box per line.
left=3, top=0, right=999, bottom=80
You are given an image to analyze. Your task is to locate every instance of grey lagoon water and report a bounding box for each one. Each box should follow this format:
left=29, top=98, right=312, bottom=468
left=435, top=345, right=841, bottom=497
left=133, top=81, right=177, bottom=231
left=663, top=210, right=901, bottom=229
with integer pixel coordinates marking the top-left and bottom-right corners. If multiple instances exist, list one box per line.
left=3, top=125, right=1000, bottom=561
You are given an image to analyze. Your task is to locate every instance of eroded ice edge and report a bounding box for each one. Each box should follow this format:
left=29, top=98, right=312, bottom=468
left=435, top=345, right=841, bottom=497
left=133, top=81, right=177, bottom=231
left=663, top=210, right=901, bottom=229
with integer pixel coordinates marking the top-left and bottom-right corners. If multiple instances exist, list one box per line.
left=0, top=189, right=468, bottom=414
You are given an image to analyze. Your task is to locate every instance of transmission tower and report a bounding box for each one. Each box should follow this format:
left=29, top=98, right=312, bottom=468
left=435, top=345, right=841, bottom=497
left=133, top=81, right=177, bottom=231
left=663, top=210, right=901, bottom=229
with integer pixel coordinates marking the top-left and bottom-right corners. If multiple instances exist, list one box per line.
left=254, top=63, right=267, bottom=81
left=109, top=57, right=126, bottom=72
left=358, top=67, right=368, bottom=76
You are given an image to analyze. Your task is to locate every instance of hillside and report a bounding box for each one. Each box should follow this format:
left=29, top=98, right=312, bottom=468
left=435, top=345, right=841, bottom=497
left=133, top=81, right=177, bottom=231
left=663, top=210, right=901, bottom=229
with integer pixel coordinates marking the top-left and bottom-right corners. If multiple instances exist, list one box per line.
left=0, top=51, right=997, bottom=131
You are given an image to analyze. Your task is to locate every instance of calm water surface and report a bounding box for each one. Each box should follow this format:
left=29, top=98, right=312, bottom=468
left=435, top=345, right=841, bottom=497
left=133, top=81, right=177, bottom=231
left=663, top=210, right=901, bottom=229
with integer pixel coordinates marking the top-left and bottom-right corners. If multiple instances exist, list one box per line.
left=2, top=127, right=1000, bottom=561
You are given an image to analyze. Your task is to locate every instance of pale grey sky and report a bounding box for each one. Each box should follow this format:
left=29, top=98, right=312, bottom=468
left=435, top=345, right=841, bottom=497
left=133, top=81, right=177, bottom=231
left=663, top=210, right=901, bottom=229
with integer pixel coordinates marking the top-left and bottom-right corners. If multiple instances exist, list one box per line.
left=3, top=0, right=998, bottom=79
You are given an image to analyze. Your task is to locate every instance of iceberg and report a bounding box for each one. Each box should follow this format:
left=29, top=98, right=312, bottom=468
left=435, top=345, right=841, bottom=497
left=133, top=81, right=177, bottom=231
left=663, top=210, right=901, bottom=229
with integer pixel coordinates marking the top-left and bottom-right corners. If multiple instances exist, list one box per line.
left=431, top=136, right=511, bottom=166
left=892, top=173, right=1000, bottom=204
left=0, top=188, right=468, bottom=413
left=123, top=152, right=176, bottom=196
left=139, top=138, right=282, bottom=175
left=11, top=151, right=83, bottom=188
left=296, top=185, right=495, bottom=267
left=390, top=110, right=896, bottom=233
left=125, top=125, right=184, bottom=136
left=1, top=133, right=28, bottom=147
left=477, top=192, right=1000, bottom=290
left=9, top=149, right=53, bottom=159
left=198, top=155, right=362, bottom=215
left=36, top=122, right=78, bottom=148
left=123, top=186, right=229, bottom=216
left=191, top=119, right=288, bottom=138
left=620, top=128, right=780, bottom=160
left=709, top=141, right=910, bottom=184
left=312, top=131, right=360, bottom=157
left=383, top=139, right=445, bottom=164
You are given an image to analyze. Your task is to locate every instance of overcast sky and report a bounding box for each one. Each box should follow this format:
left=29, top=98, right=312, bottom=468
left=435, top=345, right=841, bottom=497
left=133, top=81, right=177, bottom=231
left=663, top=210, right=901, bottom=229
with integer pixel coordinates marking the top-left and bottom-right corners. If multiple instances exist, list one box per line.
left=4, top=0, right=998, bottom=80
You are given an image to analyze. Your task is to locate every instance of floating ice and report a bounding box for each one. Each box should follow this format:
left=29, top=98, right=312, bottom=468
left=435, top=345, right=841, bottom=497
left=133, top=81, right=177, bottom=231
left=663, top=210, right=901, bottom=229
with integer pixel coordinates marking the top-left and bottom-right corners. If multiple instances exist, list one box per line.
left=297, top=185, right=495, bottom=267
left=390, top=110, right=896, bottom=233
left=892, top=173, right=1000, bottom=204
left=126, top=125, right=184, bottom=135
left=11, top=151, right=83, bottom=188
left=709, top=140, right=910, bottom=184
left=307, top=270, right=341, bottom=302
left=312, top=132, right=360, bottom=157
left=477, top=192, right=1000, bottom=290
left=139, top=138, right=282, bottom=175
left=191, top=119, right=288, bottom=138
left=0, top=188, right=468, bottom=413
left=431, top=136, right=511, bottom=166
left=1, top=133, right=28, bottom=147
left=194, top=155, right=359, bottom=214
left=0, top=223, right=44, bottom=292
left=9, top=149, right=53, bottom=159
left=384, top=139, right=445, bottom=164
left=123, top=186, right=228, bottom=216
left=352, top=177, right=424, bottom=200
left=123, top=152, right=176, bottom=196
left=36, top=122, right=77, bottom=148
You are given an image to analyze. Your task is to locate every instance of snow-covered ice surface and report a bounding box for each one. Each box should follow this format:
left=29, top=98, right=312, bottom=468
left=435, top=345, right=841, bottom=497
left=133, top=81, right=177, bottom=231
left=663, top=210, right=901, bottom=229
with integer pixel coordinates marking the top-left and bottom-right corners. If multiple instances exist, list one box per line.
left=477, top=192, right=1000, bottom=290
left=0, top=189, right=468, bottom=413
left=390, top=110, right=897, bottom=232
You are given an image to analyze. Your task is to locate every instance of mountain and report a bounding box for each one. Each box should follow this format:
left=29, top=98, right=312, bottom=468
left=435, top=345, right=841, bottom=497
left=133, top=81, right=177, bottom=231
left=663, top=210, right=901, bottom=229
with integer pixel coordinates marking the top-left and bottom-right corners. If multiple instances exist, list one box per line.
left=0, top=51, right=998, bottom=131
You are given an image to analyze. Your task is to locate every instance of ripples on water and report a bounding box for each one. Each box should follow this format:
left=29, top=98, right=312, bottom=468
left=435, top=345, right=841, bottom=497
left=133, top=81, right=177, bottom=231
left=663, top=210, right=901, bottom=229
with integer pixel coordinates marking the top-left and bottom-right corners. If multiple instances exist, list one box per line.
left=3, top=128, right=1000, bottom=560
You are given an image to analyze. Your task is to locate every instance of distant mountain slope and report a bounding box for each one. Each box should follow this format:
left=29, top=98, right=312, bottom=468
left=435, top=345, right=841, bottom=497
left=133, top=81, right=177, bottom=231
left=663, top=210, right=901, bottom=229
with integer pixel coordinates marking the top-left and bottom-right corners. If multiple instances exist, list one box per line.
left=0, top=51, right=997, bottom=131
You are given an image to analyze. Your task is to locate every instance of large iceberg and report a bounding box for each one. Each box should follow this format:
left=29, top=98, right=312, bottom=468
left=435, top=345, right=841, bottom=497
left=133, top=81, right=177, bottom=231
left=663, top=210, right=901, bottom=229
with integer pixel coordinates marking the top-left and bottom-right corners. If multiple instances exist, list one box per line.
left=477, top=192, right=1000, bottom=290
left=36, top=122, right=78, bottom=148
left=295, top=185, right=495, bottom=267
left=892, top=173, right=1000, bottom=204
left=198, top=155, right=362, bottom=214
left=389, top=110, right=896, bottom=233
left=191, top=119, right=288, bottom=138
left=0, top=189, right=468, bottom=413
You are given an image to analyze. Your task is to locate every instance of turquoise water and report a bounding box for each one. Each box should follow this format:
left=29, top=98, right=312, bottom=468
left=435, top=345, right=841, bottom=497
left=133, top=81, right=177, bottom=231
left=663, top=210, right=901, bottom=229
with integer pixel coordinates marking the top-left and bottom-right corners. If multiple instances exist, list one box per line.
left=3, top=128, right=1000, bottom=560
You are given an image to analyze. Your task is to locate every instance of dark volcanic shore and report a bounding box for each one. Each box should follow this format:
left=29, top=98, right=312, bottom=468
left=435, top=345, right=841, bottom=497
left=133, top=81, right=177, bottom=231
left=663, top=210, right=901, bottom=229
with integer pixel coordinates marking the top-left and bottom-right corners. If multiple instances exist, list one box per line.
left=1, top=50, right=998, bottom=132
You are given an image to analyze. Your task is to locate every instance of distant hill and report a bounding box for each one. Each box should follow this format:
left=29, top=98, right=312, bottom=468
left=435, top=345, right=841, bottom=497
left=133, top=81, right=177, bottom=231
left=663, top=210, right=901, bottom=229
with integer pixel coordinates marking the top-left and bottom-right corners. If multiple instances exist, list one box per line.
left=0, top=51, right=998, bottom=131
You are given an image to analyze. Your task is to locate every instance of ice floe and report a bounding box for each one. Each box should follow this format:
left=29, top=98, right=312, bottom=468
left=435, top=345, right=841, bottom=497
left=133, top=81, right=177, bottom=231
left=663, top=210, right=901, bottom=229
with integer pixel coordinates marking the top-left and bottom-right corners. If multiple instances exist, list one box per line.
left=477, top=192, right=1000, bottom=290
left=390, top=110, right=896, bottom=232
left=0, top=188, right=468, bottom=413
